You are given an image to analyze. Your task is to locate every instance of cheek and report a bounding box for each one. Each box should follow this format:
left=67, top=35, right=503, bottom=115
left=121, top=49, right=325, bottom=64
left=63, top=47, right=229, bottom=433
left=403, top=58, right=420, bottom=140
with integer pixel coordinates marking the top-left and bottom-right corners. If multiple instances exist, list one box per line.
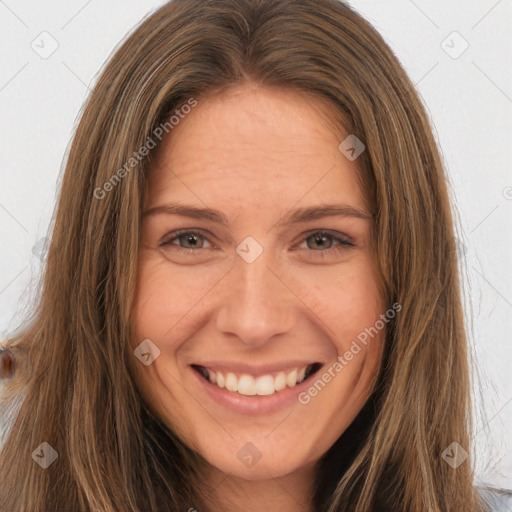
left=132, top=258, right=216, bottom=344
left=291, top=259, right=385, bottom=347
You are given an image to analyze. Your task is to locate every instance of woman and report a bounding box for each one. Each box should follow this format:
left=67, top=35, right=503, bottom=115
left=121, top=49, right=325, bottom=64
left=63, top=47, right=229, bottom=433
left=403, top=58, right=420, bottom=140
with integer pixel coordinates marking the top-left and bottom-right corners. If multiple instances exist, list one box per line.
left=0, top=0, right=504, bottom=510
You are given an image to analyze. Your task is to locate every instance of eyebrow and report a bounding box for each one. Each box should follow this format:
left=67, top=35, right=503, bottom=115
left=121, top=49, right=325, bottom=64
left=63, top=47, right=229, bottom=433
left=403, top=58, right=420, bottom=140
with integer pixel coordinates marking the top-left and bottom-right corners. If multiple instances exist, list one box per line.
left=142, top=202, right=372, bottom=226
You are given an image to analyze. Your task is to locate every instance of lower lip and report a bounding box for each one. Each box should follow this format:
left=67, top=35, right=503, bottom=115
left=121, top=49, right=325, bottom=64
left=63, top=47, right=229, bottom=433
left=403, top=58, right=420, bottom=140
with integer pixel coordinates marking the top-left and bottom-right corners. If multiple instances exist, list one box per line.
left=190, top=366, right=320, bottom=416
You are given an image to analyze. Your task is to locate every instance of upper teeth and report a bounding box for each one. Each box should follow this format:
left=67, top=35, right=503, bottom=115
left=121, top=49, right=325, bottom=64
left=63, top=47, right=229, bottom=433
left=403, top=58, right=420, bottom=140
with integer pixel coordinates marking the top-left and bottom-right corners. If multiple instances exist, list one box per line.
left=203, top=365, right=310, bottom=396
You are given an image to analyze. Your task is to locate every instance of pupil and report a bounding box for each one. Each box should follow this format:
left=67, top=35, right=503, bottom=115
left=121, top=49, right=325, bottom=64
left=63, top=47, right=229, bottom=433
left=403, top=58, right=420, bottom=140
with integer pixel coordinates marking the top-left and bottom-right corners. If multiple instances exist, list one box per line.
left=185, top=234, right=199, bottom=247
left=311, top=233, right=331, bottom=250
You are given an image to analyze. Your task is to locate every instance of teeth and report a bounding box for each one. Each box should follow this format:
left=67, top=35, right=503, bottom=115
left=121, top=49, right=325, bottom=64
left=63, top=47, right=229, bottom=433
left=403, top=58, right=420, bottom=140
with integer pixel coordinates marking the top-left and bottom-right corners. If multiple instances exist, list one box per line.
left=286, top=369, right=298, bottom=388
left=201, top=365, right=313, bottom=396
left=255, top=375, right=274, bottom=396
left=225, top=372, right=238, bottom=392
left=274, top=371, right=287, bottom=391
left=238, top=374, right=256, bottom=396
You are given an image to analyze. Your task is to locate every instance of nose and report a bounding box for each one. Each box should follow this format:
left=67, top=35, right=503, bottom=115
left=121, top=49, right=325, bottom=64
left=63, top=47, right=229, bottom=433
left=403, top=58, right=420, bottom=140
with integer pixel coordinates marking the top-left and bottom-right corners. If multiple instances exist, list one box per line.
left=215, top=246, right=296, bottom=347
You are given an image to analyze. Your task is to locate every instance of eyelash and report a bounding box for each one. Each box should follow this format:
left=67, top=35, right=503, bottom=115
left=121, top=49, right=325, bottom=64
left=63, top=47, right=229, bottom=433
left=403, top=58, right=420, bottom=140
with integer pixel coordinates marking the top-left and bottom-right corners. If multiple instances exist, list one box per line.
left=160, top=229, right=355, bottom=257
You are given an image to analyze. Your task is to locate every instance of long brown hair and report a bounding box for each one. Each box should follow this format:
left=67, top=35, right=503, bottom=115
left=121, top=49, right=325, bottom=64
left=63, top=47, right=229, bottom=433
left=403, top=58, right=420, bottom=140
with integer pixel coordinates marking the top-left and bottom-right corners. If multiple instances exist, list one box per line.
left=0, top=0, right=488, bottom=510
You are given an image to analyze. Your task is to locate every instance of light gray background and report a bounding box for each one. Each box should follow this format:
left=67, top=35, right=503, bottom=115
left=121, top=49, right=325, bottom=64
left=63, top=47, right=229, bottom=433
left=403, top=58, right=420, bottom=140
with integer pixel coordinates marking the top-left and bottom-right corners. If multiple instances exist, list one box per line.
left=0, top=0, right=511, bottom=491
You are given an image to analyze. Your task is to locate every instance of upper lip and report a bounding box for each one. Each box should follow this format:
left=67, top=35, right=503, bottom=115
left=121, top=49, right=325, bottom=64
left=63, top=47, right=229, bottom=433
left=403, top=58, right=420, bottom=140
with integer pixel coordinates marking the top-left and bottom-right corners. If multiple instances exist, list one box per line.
left=191, top=360, right=322, bottom=376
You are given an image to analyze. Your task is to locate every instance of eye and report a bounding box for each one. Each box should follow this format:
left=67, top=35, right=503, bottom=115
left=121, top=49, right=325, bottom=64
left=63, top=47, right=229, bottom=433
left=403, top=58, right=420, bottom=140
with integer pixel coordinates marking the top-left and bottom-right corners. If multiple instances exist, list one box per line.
left=159, top=229, right=355, bottom=257
left=160, top=229, right=215, bottom=253
left=294, top=230, right=355, bottom=256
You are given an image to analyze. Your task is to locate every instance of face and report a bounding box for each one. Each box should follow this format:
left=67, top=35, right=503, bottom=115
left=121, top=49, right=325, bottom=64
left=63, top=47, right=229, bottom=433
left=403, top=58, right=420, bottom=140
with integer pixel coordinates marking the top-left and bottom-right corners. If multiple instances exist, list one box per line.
left=131, top=83, right=386, bottom=482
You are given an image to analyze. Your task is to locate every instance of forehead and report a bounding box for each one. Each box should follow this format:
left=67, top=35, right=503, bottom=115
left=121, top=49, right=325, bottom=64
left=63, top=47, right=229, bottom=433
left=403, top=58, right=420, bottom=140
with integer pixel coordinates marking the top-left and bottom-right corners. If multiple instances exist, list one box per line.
left=145, top=84, right=367, bottom=214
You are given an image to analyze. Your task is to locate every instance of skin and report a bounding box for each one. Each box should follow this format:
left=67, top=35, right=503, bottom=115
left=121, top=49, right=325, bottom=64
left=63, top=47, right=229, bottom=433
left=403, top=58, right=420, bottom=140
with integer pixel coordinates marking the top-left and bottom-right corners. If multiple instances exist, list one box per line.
left=131, top=82, right=386, bottom=512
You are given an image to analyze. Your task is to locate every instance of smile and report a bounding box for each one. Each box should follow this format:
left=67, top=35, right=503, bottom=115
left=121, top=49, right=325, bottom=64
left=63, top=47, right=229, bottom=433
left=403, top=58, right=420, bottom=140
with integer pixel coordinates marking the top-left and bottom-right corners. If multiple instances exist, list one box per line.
left=192, top=363, right=322, bottom=396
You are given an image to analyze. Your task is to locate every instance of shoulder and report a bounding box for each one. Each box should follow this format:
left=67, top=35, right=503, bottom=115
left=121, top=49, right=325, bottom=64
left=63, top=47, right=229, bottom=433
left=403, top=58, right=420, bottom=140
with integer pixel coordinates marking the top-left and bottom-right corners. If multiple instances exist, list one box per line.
left=0, top=381, right=25, bottom=448
left=477, top=484, right=512, bottom=511
left=0, top=346, right=27, bottom=448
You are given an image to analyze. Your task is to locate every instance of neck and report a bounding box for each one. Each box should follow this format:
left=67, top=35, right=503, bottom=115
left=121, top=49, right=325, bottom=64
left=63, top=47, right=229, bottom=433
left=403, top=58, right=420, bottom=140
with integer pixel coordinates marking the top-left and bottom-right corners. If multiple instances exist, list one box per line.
left=199, top=462, right=317, bottom=512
